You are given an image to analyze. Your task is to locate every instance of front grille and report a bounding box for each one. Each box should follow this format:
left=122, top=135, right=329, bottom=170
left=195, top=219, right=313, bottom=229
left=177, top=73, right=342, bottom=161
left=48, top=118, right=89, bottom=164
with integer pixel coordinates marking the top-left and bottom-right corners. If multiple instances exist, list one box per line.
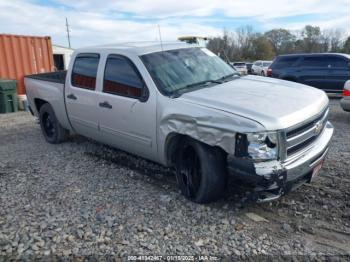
left=285, top=107, right=329, bottom=159
left=287, top=135, right=318, bottom=156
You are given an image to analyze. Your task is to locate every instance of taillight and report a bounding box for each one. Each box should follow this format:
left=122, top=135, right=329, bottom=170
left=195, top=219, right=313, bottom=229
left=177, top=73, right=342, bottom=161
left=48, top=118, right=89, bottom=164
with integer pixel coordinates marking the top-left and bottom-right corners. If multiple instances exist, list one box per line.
left=267, top=68, right=272, bottom=77
left=344, top=81, right=350, bottom=97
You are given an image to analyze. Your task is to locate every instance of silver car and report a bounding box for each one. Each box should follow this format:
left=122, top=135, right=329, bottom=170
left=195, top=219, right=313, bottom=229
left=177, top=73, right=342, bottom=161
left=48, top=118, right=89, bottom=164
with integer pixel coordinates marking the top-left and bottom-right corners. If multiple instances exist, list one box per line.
left=231, top=62, right=248, bottom=75
left=252, top=60, right=272, bottom=76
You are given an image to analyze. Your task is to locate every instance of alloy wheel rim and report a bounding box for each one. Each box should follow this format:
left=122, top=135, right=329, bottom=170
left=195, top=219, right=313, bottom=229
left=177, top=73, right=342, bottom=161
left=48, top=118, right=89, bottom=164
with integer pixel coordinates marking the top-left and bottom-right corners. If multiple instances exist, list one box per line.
left=43, top=113, right=55, bottom=138
left=178, top=146, right=201, bottom=198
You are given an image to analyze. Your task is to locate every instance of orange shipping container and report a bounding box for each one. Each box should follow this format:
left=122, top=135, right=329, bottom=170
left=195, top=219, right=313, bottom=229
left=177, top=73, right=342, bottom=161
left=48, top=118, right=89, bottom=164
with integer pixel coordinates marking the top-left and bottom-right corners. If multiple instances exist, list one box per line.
left=0, top=34, right=55, bottom=95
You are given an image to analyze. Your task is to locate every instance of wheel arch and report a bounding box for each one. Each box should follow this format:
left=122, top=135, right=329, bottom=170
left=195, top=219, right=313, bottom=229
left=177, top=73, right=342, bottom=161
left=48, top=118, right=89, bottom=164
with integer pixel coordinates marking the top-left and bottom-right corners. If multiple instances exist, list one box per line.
left=164, top=132, right=185, bottom=166
left=34, top=98, right=49, bottom=114
left=33, top=97, right=72, bottom=131
left=164, top=132, right=227, bottom=167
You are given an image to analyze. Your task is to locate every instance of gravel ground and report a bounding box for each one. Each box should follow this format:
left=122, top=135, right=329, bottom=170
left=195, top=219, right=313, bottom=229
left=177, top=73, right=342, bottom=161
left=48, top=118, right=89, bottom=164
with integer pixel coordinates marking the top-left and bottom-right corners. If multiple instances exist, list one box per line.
left=0, top=99, right=349, bottom=259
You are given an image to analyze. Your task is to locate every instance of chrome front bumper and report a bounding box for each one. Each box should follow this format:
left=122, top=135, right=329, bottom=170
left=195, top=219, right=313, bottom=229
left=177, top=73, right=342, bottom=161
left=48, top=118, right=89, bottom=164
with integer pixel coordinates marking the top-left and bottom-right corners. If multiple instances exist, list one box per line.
left=228, top=122, right=334, bottom=202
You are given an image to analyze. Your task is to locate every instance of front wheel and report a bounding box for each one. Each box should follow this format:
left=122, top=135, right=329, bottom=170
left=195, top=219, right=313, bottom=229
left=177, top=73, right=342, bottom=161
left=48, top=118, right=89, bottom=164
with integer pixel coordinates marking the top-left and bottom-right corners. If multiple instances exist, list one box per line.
left=175, top=138, right=227, bottom=203
left=39, top=103, right=68, bottom=144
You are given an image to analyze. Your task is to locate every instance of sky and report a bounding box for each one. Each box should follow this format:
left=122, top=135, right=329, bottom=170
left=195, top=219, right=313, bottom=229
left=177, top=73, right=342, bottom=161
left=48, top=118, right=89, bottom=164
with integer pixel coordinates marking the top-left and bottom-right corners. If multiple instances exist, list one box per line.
left=0, top=0, right=350, bottom=48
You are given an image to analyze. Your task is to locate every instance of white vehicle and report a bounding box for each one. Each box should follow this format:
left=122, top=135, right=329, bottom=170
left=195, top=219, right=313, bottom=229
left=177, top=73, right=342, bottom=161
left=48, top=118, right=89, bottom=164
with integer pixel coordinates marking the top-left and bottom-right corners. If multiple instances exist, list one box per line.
left=25, top=42, right=333, bottom=203
left=230, top=62, right=248, bottom=75
left=252, top=60, right=272, bottom=76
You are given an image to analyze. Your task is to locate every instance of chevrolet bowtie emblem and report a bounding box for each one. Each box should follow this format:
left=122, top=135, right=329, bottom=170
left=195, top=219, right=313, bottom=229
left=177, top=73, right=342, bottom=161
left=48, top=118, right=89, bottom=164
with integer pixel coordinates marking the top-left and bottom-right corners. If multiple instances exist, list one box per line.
left=314, top=121, right=323, bottom=135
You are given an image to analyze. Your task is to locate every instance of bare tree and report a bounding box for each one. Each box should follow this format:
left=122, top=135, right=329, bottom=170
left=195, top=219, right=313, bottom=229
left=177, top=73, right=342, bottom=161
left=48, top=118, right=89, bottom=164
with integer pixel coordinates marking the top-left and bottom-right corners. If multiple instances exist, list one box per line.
left=322, top=29, right=344, bottom=52
left=206, top=25, right=349, bottom=61
left=206, top=29, right=233, bottom=62
left=234, top=25, right=255, bottom=60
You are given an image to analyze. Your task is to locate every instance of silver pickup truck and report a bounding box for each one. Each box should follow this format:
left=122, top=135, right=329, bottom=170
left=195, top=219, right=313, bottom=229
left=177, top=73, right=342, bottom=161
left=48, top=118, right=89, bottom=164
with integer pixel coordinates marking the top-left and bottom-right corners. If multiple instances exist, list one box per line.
left=25, top=42, right=334, bottom=203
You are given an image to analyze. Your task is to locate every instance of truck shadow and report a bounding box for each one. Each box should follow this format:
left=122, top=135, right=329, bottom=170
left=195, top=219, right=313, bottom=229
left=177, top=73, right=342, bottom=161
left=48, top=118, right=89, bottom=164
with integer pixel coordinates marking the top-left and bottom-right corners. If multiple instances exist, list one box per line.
left=71, top=135, right=256, bottom=208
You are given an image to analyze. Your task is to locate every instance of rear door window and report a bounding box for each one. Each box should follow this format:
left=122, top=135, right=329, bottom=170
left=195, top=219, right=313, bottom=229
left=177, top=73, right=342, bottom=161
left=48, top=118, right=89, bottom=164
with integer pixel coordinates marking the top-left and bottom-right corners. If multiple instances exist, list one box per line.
left=327, top=56, right=348, bottom=68
left=103, top=55, right=145, bottom=98
left=71, top=54, right=100, bottom=90
left=302, top=56, right=328, bottom=68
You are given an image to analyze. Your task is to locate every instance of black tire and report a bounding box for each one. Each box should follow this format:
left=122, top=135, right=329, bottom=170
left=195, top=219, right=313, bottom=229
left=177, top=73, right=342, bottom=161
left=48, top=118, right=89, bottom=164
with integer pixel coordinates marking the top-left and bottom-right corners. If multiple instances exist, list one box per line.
left=39, top=103, right=68, bottom=144
left=261, top=71, right=265, bottom=76
left=175, top=138, right=227, bottom=203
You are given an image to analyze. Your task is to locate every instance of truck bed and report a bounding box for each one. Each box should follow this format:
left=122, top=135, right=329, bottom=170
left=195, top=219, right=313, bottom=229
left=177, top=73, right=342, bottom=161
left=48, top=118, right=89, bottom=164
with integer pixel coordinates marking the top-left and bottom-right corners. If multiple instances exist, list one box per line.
left=25, top=70, right=72, bottom=131
left=25, top=71, right=67, bottom=84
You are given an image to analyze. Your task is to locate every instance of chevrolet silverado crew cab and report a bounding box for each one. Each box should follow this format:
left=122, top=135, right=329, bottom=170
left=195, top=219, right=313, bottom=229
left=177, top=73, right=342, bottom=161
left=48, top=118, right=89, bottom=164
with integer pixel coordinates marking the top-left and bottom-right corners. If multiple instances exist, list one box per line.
left=25, top=42, right=334, bottom=203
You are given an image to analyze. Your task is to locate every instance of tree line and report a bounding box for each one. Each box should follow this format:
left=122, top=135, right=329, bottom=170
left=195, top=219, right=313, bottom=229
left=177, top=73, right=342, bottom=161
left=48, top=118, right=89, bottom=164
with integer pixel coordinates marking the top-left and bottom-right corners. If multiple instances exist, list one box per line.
left=206, top=25, right=350, bottom=62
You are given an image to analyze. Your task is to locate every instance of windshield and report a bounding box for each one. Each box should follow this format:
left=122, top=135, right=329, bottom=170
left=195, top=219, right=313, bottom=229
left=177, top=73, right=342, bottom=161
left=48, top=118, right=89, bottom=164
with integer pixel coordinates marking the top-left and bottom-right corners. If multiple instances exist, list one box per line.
left=141, top=48, right=238, bottom=96
left=263, top=62, right=272, bottom=67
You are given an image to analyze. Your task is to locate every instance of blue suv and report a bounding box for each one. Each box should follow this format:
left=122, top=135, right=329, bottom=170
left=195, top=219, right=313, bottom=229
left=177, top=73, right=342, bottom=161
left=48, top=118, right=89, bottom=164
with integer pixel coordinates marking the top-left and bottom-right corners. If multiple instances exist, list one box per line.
left=268, top=53, right=350, bottom=93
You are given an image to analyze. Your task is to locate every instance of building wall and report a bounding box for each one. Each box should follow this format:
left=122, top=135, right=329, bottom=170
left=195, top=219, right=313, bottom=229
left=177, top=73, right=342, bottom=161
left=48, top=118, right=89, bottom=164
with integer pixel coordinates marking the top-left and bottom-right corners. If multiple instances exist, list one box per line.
left=52, top=45, right=74, bottom=70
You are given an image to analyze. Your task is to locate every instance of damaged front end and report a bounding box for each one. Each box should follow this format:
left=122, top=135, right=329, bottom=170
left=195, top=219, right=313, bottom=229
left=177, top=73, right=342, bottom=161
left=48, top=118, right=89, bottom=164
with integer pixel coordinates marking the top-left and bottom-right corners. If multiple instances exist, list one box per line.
left=228, top=132, right=289, bottom=202
left=228, top=121, right=333, bottom=202
left=228, top=155, right=288, bottom=202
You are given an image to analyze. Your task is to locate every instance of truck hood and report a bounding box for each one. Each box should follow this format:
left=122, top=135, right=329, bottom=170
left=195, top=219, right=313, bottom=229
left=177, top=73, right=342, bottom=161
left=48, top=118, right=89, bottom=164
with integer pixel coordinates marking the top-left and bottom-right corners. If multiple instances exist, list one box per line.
left=178, top=75, right=329, bottom=130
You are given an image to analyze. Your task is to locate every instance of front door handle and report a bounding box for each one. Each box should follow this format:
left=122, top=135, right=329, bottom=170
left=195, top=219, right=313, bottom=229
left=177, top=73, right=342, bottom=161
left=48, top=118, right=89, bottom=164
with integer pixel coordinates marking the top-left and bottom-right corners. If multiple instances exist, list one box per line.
left=67, top=93, right=77, bottom=100
left=99, top=101, right=112, bottom=109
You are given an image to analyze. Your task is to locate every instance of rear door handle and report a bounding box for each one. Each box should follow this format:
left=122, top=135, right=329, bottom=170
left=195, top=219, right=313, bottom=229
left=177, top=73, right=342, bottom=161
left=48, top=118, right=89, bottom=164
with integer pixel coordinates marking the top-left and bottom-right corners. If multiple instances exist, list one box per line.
left=67, top=93, right=77, bottom=100
left=99, top=101, right=112, bottom=109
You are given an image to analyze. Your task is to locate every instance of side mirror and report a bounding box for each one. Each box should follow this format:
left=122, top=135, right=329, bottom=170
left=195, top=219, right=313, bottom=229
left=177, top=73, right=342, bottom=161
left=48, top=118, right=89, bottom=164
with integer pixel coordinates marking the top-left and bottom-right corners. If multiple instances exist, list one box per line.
left=139, top=86, right=149, bottom=102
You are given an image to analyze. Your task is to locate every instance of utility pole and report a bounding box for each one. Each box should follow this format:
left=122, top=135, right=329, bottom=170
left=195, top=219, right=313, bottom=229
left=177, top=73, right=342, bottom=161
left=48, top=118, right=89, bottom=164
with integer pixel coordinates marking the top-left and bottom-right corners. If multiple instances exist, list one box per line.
left=157, top=24, right=163, bottom=51
left=66, top=17, right=71, bottom=48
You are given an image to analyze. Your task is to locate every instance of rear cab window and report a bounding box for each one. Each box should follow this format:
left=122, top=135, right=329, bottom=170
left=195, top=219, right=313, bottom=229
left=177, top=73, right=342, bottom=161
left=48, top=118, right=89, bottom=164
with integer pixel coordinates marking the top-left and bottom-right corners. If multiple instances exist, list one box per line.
left=71, top=53, right=100, bottom=90
left=103, top=55, right=146, bottom=99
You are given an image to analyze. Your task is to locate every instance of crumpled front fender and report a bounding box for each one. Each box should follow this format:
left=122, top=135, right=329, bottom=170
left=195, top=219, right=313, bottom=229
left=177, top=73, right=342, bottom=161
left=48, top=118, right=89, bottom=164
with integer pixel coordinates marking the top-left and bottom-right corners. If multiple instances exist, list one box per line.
left=157, top=99, right=265, bottom=165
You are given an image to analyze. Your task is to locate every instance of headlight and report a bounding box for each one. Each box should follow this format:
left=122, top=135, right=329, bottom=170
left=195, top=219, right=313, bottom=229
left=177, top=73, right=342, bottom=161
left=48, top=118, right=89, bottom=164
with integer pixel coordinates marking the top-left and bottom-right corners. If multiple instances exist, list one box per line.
left=246, top=132, right=278, bottom=161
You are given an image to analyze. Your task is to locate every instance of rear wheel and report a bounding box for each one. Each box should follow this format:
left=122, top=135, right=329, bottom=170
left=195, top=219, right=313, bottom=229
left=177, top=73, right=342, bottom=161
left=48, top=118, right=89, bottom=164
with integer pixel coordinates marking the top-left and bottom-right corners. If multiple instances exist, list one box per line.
left=39, top=103, right=68, bottom=144
left=175, top=138, right=227, bottom=203
left=261, top=71, right=265, bottom=76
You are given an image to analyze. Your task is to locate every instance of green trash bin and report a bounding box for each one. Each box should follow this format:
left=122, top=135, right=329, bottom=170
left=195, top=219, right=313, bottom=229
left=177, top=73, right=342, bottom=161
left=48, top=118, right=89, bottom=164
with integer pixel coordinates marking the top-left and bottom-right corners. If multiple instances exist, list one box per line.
left=0, top=79, right=18, bottom=114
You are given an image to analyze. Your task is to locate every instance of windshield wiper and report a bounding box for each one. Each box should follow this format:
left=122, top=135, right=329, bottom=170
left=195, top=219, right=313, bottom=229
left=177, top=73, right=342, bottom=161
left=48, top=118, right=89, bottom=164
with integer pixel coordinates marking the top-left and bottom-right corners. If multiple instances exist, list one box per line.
left=184, top=79, right=222, bottom=89
left=171, top=80, right=222, bottom=98
left=215, top=73, right=239, bottom=82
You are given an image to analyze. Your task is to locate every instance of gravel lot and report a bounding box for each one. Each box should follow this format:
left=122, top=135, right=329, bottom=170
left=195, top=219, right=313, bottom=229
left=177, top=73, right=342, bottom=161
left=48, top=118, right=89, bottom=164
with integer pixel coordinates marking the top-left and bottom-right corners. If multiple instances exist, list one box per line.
left=0, top=99, right=349, bottom=259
